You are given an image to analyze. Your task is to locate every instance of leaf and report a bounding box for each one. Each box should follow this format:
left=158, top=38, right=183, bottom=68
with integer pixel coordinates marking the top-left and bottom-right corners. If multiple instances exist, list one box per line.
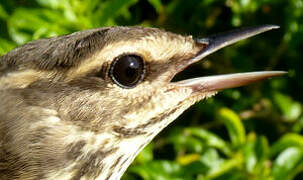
left=200, top=148, right=223, bottom=170
left=127, top=160, right=183, bottom=180
left=273, top=92, right=302, bottom=121
left=180, top=160, right=208, bottom=177
left=36, top=0, right=63, bottom=9
left=135, top=143, right=153, bottom=163
left=270, top=133, right=303, bottom=157
left=8, top=8, right=74, bottom=44
left=0, top=38, right=16, bottom=55
left=148, top=0, right=163, bottom=13
left=255, top=136, right=270, bottom=163
left=168, top=128, right=204, bottom=153
left=94, top=0, right=138, bottom=26
left=177, top=153, right=200, bottom=165
left=205, top=153, right=244, bottom=179
left=218, top=108, right=246, bottom=147
left=292, top=116, right=303, bottom=133
left=272, top=147, right=303, bottom=180
left=243, top=134, right=270, bottom=175
left=0, top=4, right=8, bottom=20
left=254, top=136, right=272, bottom=179
left=186, top=127, right=231, bottom=155
left=243, top=137, right=257, bottom=173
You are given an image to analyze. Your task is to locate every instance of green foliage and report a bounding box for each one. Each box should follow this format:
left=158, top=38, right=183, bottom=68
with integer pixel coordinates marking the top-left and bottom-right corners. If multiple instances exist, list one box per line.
left=125, top=108, right=303, bottom=180
left=0, top=0, right=302, bottom=179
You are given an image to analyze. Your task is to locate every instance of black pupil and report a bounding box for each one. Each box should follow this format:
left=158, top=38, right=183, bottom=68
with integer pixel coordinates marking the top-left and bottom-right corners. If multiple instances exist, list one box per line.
left=111, top=55, right=144, bottom=88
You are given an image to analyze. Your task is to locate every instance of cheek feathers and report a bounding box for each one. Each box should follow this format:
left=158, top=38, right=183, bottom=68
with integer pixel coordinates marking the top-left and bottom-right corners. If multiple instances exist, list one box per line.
left=0, top=70, right=53, bottom=89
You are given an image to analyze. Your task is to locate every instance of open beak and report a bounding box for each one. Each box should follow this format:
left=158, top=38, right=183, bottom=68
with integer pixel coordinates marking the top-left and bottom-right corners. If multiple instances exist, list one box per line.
left=173, top=25, right=287, bottom=92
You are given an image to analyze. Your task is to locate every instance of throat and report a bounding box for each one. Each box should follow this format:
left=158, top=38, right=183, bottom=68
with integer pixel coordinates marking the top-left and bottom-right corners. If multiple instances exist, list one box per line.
left=50, top=93, right=200, bottom=180
left=58, top=131, right=149, bottom=180
left=97, top=136, right=149, bottom=180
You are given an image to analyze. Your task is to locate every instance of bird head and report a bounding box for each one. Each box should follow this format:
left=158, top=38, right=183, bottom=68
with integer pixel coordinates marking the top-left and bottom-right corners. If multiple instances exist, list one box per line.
left=0, top=25, right=285, bottom=179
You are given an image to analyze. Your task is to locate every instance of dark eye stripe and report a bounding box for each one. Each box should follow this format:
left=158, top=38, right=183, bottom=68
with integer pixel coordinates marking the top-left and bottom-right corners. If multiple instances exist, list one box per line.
left=109, top=55, right=145, bottom=88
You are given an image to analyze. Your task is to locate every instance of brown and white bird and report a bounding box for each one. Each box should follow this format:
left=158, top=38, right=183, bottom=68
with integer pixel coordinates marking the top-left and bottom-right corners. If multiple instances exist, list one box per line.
left=0, top=25, right=285, bottom=180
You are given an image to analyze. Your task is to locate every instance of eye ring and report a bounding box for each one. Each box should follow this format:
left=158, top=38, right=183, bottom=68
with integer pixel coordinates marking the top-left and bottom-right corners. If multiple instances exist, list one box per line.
left=109, top=54, right=146, bottom=88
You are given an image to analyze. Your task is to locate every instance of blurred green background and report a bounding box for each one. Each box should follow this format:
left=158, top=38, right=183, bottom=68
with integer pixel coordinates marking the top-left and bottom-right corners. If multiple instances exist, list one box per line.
left=0, top=0, right=303, bottom=179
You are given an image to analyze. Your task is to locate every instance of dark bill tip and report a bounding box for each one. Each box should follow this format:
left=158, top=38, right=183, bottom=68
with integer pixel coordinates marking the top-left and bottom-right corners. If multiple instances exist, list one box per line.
left=190, top=25, right=280, bottom=63
left=173, top=71, right=287, bottom=92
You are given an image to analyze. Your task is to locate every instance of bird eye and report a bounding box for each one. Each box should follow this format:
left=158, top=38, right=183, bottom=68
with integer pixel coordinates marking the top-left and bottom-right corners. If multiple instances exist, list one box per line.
left=109, top=55, right=145, bottom=88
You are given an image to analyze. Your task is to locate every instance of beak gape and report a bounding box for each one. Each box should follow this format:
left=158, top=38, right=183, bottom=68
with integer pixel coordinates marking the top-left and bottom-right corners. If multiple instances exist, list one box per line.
left=173, top=25, right=287, bottom=92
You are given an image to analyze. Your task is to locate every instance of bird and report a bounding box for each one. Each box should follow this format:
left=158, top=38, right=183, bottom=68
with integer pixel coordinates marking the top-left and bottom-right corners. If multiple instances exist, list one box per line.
left=0, top=25, right=286, bottom=180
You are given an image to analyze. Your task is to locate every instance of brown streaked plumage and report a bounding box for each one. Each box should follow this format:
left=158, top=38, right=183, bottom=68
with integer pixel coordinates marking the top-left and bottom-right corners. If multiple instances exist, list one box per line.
left=0, top=25, right=286, bottom=180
